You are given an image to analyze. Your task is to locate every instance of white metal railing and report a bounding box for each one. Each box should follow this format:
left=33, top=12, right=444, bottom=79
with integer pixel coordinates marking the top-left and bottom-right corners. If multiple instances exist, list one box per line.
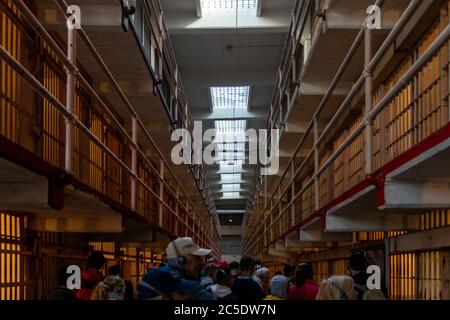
left=0, top=0, right=221, bottom=255
left=242, top=0, right=447, bottom=256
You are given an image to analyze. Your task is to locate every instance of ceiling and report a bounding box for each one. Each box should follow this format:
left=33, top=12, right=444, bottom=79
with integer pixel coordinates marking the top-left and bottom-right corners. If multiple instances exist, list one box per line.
left=160, top=0, right=294, bottom=226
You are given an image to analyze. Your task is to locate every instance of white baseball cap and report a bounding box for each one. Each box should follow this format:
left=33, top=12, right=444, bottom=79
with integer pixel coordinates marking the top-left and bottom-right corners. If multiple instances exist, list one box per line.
left=166, top=237, right=212, bottom=259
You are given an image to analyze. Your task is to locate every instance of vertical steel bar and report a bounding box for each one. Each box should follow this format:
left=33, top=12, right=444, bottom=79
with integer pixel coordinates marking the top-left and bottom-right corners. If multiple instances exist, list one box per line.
left=159, top=160, right=164, bottom=227
left=175, top=185, right=179, bottom=235
left=326, top=144, right=334, bottom=202
left=131, top=117, right=138, bottom=211
left=278, top=185, right=282, bottom=236
left=384, top=236, right=391, bottom=299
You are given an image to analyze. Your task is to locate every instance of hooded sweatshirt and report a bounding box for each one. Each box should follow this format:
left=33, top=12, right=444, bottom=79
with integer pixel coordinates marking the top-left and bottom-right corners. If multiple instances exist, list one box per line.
left=211, top=284, right=237, bottom=301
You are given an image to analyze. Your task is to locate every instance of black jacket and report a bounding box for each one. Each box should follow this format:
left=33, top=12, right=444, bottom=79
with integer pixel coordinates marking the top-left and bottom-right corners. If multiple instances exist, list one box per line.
left=353, top=272, right=370, bottom=300
left=47, top=288, right=78, bottom=301
left=232, top=277, right=266, bottom=301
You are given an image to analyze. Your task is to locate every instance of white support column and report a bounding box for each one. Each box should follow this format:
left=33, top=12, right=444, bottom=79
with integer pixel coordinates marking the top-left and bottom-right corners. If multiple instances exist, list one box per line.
left=291, top=161, right=296, bottom=227
left=313, top=117, right=320, bottom=211
left=440, top=7, right=449, bottom=125
left=65, top=26, right=77, bottom=174
left=364, top=27, right=374, bottom=176
left=326, top=144, right=334, bottom=202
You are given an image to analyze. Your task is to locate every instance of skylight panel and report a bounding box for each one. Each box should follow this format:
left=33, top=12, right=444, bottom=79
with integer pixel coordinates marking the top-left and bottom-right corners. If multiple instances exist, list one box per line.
left=211, top=86, right=250, bottom=110
left=222, top=184, right=241, bottom=192
left=216, top=143, right=245, bottom=152
left=221, top=173, right=241, bottom=182
left=214, top=120, right=247, bottom=134
left=222, top=192, right=240, bottom=199
left=217, top=150, right=245, bottom=162
left=219, top=159, right=243, bottom=169
left=201, top=0, right=257, bottom=10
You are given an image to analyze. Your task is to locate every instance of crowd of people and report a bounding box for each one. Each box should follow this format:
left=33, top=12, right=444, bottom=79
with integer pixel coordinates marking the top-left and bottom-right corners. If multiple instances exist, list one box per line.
left=48, top=237, right=386, bottom=301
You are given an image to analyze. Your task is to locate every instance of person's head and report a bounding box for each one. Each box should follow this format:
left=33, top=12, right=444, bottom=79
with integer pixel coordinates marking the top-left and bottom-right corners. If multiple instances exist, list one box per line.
left=269, top=274, right=288, bottom=299
left=203, top=263, right=218, bottom=279
left=239, top=256, right=255, bottom=276
left=214, top=268, right=233, bottom=288
left=295, top=263, right=314, bottom=287
left=254, top=267, right=269, bottom=284
left=91, top=275, right=125, bottom=300
left=137, top=266, right=199, bottom=300
left=217, top=259, right=229, bottom=271
left=348, top=253, right=368, bottom=276
left=283, top=264, right=293, bottom=278
left=316, top=275, right=357, bottom=300
left=87, top=251, right=106, bottom=272
left=275, top=271, right=282, bottom=276
left=108, top=265, right=121, bottom=277
left=166, top=237, right=212, bottom=280
left=229, top=261, right=240, bottom=276
left=207, top=256, right=216, bottom=265
left=57, top=265, right=72, bottom=288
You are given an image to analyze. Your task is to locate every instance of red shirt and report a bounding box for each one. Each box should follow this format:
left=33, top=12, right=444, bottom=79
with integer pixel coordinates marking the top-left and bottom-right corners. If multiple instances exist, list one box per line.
left=287, top=280, right=320, bottom=300
left=75, top=271, right=104, bottom=300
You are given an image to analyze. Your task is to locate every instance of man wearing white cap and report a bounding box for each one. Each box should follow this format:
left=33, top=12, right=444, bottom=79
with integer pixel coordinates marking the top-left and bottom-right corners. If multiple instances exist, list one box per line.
left=165, top=237, right=216, bottom=300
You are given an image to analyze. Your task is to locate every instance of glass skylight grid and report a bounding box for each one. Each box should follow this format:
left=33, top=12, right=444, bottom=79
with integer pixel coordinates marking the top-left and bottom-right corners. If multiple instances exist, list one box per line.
left=216, top=143, right=245, bottom=152
left=221, top=173, right=241, bottom=182
left=217, top=151, right=245, bottom=162
left=219, top=159, right=243, bottom=168
left=214, top=120, right=247, bottom=134
left=222, top=184, right=241, bottom=192
left=201, top=0, right=257, bottom=10
left=211, top=86, right=250, bottom=110
left=222, top=192, right=240, bottom=198
left=219, top=159, right=243, bottom=173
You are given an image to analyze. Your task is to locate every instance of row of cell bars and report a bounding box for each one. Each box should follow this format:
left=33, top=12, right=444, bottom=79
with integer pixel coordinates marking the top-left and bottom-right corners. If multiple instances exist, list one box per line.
left=0, top=0, right=218, bottom=250
left=0, top=211, right=166, bottom=300
left=0, top=209, right=446, bottom=300
left=243, top=0, right=450, bottom=254
left=244, top=209, right=450, bottom=259
left=0, top=0, right=20, bottom=143
left=255, top=253, right=446, bottom=300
